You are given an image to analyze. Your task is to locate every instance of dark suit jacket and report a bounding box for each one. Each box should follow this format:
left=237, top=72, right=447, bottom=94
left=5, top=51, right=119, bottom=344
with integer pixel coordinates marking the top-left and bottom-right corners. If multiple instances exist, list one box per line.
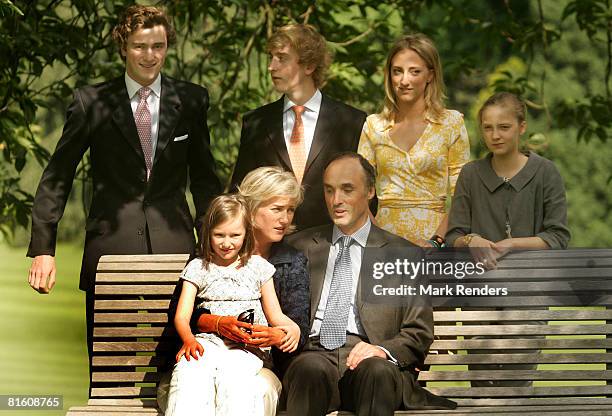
left=286, top=224, right=454, bottom=409
left=27, top=75, right=221, bottom=291
left=230, top=94, right=366, bottom=230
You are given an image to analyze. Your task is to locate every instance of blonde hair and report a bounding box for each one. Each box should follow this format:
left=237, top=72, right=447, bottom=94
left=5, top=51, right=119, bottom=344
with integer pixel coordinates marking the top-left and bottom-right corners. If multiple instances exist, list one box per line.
left=267, top=24, right=332, bottom=88
left=382, top=33, right=446, bottom=121
left=238, top=166, right=304, bottom=234
left=199, top=194, right=255, bottom=268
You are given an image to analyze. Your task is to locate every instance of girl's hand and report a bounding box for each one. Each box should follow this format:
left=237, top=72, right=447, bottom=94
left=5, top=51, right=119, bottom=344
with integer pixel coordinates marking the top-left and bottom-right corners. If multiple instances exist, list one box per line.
left=276, top=322, right=300, bottom=353
left=468, top=235, right=499, bottom=269
left=176, top=337, right=204, bottom=363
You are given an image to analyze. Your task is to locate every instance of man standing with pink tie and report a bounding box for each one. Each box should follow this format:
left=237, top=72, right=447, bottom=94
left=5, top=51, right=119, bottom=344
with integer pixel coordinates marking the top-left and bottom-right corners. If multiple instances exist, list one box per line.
left=26, top=5, right=220, bottom=376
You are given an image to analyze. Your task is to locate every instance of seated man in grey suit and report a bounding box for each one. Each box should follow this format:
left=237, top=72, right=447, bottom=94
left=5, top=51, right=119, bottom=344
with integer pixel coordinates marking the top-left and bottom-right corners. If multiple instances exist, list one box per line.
left=284, top=152, right=455, bottom=416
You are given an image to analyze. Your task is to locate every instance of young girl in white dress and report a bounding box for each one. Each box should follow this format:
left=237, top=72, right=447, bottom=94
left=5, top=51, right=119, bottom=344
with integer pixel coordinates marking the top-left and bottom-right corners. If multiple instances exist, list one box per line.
left=165, top=194, right=300, bottom=416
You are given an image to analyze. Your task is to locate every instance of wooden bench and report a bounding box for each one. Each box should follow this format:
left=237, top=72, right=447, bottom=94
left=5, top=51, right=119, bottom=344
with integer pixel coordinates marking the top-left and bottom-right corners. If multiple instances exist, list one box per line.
left=66, top=249, right=612, bottom=415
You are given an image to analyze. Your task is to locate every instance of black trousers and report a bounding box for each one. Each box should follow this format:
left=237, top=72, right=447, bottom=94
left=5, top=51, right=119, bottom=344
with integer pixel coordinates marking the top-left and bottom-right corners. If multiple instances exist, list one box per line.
left=282, top=335, right=403, bottom=416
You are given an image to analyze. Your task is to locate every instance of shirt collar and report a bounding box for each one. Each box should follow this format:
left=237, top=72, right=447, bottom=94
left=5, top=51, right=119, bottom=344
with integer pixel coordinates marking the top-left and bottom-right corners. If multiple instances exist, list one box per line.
left=476, top=151, right=543, bottom=192
left=332, top=217, right=371, bottom=248
left=125, top=72, right=162, bottom=100
left=283, top=89, right=322, bottom=114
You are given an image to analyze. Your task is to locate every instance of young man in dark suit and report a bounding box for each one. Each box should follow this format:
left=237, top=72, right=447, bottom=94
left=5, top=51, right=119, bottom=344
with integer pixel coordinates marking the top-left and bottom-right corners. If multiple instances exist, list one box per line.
left=283, top=152, right=455, bottom=415
left=230, top=24, right=366, bottom=231
left=26, top=5, right=221, bottom=361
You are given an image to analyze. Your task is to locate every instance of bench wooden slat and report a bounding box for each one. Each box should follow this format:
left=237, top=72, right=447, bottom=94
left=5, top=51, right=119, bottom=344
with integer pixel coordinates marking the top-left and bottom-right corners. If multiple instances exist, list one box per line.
left=90, top=387, right=157, bottom=397
left=432, top=296, right=612, bottom=307
left=68, top=406, right=159, bottom=411
left=453, top=397, right=612, bottom=406
left=87, top=399, right=158, bottom=406
left=66, top=411, right=160, bottom=416
left=432, top=310, right=611, bottom=321
left=447, top=269, right=612, bottom=279
left=97, top=273, right=181, bottom=283
left=94, top=327, right=174, bottom=337
left=419, top=369, right=612, bottom=381
left=404, top=407, right=612, bottom=416
left=95, top=286, right=176, bottom=295
left=94, top=313, right=169, bottom=323
left=425, top=353, right=612, bottom=365
left=94, top=300, right=171, bottom=310
left=92, top=356, right=165, bottom=367
left=428, top=385, right=612, bottom=397
left=434, top=324, right=612, bottom=336
left=100, top=254, right=189, bottom=262
left=430, top=339, right=610, bottom=349
left=92, top=372, right=162, bottom=383
left=93, top=342, right=171, bottom=352
left=97, top=263, right=188, bottom=271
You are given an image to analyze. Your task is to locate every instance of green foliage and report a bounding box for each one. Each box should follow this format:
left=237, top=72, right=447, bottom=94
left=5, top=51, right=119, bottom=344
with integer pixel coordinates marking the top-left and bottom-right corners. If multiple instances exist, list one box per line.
left=1, top=0, right=611, bottom=246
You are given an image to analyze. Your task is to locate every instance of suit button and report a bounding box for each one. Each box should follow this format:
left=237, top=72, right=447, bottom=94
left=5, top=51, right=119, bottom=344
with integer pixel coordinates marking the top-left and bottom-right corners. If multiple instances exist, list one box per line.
left=137, top=228, right=144, bottom=236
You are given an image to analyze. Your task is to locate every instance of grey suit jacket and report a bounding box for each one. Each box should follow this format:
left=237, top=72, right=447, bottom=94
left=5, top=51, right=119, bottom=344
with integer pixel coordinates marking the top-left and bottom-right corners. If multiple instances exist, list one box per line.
left=287, top=224, right=454, bottom=409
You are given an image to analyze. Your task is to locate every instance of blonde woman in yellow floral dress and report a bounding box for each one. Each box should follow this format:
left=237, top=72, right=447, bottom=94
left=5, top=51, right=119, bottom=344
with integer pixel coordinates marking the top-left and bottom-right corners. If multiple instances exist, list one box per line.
left=358, top=34, right=470, bottom=246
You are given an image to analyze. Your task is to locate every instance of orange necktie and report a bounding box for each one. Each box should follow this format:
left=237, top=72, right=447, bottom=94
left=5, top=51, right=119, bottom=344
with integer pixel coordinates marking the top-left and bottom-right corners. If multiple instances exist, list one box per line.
left=288, top=105, right=307, bottom=183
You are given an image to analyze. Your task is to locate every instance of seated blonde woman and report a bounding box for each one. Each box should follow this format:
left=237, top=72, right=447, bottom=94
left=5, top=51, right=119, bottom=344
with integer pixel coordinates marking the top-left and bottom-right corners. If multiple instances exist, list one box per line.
left=158, top=166, right=309, bottom=415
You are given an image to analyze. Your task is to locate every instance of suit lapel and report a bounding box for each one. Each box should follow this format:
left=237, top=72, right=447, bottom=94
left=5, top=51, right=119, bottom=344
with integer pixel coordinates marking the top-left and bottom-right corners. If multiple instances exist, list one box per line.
left=266, top=97, right=292, bottom=171
left=153, top=75, right=181, bottom=166
left=358, top=225, right=388, bottom=313
left=304, top=94, right=334, bottom=177
left=111, top=80, right=144, bottom=160
left=309, top=228, right=333, bottom=325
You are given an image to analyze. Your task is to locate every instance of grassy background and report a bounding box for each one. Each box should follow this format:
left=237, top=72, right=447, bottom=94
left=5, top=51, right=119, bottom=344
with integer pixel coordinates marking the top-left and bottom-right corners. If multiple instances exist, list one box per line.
left=0, top=243, right=89, bottom=415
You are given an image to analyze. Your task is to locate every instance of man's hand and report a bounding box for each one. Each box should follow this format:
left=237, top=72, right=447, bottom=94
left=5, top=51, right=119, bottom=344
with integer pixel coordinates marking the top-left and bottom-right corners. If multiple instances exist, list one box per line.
left=248, top=325, right=286, bottom=348
left=28, top=255, right=56, bottom=294
left=346, top=341, right=387, bottom=370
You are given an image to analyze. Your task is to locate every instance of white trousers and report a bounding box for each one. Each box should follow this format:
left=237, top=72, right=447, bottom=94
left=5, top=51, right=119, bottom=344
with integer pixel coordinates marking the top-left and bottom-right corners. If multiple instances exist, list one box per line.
left=164, top=338, right=280, bottom=416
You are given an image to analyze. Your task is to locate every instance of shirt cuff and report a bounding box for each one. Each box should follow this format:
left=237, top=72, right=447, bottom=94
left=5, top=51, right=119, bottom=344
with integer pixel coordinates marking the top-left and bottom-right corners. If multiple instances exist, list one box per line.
left=377, top=345, right=398, bottom=365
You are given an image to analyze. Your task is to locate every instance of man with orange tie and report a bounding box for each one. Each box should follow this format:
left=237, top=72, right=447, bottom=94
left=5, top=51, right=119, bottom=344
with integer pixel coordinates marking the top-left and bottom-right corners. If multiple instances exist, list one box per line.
left=230, top=24, right=366, bottom=231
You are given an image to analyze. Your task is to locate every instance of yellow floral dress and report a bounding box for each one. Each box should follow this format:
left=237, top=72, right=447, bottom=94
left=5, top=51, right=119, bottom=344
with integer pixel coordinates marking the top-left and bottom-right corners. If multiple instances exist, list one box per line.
left=358, top=109, right=470, bottom=243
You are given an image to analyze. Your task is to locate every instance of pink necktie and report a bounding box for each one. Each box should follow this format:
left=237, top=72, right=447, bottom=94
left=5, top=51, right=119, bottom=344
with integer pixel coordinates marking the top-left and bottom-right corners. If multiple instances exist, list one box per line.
left=135, top=87, right=153, bottom=180
left=288, top=105, right=307, bottom=183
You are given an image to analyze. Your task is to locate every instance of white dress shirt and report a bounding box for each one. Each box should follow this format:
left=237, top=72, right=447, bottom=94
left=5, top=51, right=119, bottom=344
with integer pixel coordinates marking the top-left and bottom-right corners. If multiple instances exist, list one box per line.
left=311, top=219, right=371, bottom=338
left=282, top=89, right=322, bottom=158
left=125, top=73, right=161, bottom=159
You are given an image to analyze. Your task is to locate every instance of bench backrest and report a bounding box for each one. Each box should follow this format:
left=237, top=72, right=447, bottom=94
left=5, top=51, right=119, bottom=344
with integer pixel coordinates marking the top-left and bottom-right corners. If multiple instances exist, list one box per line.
left=88, top=249, right=612, bottom=407
left=89, top=254, right=188, bottom=407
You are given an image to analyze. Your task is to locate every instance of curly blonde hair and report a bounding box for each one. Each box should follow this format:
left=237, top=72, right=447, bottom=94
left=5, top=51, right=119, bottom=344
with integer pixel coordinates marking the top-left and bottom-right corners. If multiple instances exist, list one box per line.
left=267, top=24, right=332, bottom=88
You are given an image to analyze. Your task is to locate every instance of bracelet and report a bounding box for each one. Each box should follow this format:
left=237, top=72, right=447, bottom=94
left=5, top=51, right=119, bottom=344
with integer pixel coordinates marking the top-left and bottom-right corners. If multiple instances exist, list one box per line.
left=463, top=233, right=480, bottom=246
left=427, top=239, right=440, bottom=248
left=430, top=234, right=446, bottom=248
left=215, top=316, right=222, bottom=334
